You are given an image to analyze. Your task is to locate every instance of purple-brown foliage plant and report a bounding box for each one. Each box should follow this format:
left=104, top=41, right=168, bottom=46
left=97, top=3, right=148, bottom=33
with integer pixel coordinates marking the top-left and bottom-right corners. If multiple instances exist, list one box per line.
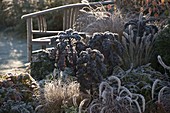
left=76, top=48, right=106, bottom=94
left=49, top=29, right=87, bottom=78
left=89, top=32, right=124, bottom=75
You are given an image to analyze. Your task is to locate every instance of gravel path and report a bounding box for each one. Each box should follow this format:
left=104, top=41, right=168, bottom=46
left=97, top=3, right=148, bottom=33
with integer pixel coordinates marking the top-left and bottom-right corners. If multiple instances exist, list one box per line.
left=0, top=32, right=27, bottom=74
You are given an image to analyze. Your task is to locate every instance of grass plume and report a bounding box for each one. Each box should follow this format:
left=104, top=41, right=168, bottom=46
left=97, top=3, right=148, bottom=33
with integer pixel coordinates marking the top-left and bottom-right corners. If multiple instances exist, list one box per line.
left=152, top=79, right=161, bottom=100
left=87, top=76, right=145, bottom=113
left=39, top=80, right=80, bottom=113
left=74, top=6, right=125, bottom=38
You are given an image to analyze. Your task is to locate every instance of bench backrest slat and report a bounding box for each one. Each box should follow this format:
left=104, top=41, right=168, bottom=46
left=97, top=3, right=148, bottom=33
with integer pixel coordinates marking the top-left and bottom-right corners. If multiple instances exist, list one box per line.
left=21, top=1, right=114, bottom=19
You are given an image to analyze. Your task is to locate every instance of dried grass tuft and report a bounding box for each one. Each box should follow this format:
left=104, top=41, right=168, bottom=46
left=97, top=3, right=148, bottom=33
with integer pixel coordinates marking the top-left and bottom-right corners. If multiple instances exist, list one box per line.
left=39, top=80, right=81, bottom=113
left=74, top=6, right=125, bottom=38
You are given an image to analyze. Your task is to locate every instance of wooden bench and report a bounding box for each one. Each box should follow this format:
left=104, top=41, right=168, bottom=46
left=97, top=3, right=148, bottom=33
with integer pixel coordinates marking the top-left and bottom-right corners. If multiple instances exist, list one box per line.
left=21, top=1, right=114, bottom=62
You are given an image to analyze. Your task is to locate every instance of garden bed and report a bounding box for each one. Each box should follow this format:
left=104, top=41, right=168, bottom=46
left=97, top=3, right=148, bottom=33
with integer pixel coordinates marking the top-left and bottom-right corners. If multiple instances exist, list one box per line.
left=0, top=0, right=170, bottom=113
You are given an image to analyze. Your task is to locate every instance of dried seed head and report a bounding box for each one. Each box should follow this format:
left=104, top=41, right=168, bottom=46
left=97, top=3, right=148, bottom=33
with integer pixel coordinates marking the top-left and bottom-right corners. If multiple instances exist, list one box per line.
left=133, top=99, right=142, bottom=113
left=79, top=98, right=89, bottom=113
left=99, top=82, right=108, bottom=95
left=133, top=94, right=145, bottom=112
left=152, top=79, right=161, bottom=100
left=158, top=86, right=168, bottom=103
left=157, top=55, right=170, bottom=70
left=108, top=76, right=121, bottom=93
left=119, top=86, right=132, bottom=98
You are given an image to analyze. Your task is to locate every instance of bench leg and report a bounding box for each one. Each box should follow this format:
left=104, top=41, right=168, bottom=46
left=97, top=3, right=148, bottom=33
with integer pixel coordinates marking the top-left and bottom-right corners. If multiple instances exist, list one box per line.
left=27, top=18, right=33, bottom=62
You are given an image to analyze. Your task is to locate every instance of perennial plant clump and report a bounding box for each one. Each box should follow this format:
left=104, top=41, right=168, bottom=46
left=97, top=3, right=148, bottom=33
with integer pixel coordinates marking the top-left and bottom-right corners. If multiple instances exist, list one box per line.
left=35, top=80, right=89, bottom=113
left=87, top=63, right=170, bottom=113
left=117, top=64, right=170, bottom=113
left=76, top=48, right=106, bottom=94
left=151, top=20, right=170, bottom=74
left=89, top=32, right=124, bottom=75
left=0, top=73, right=39, bottom=113
left=31, top=50, right=55, bottom=80
left=87, top=77, right=145, bottom=113
left=122, top=13, right=159, bottom=68
left=74, top=5, right=125, bottom=37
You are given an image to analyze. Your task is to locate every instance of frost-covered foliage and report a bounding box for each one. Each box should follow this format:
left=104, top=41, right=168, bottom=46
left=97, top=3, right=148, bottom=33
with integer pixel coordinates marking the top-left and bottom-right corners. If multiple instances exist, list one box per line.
left=112, top=64, right=169, bottom=101
left=30, top=17, right=170, bottom=113
left=89, top=32, right=124, bottom=75
left=31, top=29, right=86, bottom=80
left=75, top=9, right=159, bottom=69
left=122, top=13, right=159, bottom=68
left=49, top=29, right=83, bottom=72
left=31, top=29, right=126, bottom=95
left=86, top=64, right=170, bottom=113
left=0, top=100, right=34, bottom=113
left=111, top=64, right=170, bottom=113
left=76, top=48, right=106, bottom=94
left=0, top=73, right=39, bottom=113
left=152, top=20, right=170, bottom=74
left=74, top=6, right=125, bottom=37
left=87, top=76, right=145, bottom=113
left=124, top=13, right=158, bottom=37
left=49, top=29, right=125, bottom=94
left=31, top=50, right=55, bottom=80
